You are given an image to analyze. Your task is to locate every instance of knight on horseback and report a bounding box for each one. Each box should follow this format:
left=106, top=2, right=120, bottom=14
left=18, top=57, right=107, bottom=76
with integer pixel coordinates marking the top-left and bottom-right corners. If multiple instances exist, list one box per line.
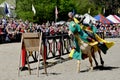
left=67, top=12, right=114, bottom=72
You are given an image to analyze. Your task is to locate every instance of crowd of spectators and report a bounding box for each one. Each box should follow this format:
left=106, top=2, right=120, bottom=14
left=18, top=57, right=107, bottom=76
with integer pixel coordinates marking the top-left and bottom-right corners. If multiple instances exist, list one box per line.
left=0, top=16, right=120, bottom=44
left=0, top=17, right=68, bottom=43
left=95, top=21, right=120, bottom=38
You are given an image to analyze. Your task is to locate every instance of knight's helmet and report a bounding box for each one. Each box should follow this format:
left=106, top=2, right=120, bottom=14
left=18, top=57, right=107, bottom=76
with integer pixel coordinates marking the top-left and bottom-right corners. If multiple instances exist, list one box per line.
left=68, top=12, right=74, bottom=18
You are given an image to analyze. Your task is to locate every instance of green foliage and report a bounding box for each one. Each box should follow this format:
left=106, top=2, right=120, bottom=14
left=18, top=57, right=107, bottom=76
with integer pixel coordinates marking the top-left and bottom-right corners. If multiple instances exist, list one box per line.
left=16, top=0, right=75, bottom=23
left=15, top=0, right=120, bottom=23
left=73, top=0, right=102, bottom=16
left=58, top=0, right=75, bottom=21
left=0, top=0, right=5, bottom=3
left=17, top=11, right=33, bottom=21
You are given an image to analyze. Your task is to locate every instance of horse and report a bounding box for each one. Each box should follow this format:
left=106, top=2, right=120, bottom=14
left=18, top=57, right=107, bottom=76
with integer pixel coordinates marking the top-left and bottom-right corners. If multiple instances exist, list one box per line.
left=68, top=30, right=104, bottom=73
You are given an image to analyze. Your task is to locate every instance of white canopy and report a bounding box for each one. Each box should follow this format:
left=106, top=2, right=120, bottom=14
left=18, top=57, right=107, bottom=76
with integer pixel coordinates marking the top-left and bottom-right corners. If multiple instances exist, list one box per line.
left=0, top=1, right=16, bottom=17
left=114, top=15, right=120, bottom=22
left=0, top=0, right=16, bottom=9
left=106, top=15, right=120, bottom=24
left=55, top=21, right=65, bottom=25
left=83, top=13, right=97, bottom=24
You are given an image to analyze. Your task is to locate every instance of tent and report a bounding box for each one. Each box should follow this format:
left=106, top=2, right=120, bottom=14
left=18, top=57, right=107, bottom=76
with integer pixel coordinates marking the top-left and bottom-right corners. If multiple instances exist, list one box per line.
left=106, top=15, right=120, bottom=24
left=94, top=14, right=111, bottom=24
left=0, top=1, right=16, bottom=17
left=114, top=15, right=120, bottom=22
left=0, top=0, right=16, bottom=9
left=83, top=13, right=97, bottom=24
left=55, top=21, right=65, bottom=25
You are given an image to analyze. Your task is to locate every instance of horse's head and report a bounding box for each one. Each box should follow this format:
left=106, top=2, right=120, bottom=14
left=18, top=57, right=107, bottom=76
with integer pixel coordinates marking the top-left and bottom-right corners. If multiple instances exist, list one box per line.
left=67, top=21, right=77, bottom=41
left=68, top=21, right=78, bottom=33
left=67, top=21, right=88, bottom=46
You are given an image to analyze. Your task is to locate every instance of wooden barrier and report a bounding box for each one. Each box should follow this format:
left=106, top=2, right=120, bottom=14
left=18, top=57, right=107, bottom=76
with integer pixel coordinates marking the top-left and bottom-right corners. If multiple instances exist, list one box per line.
left=42, top=33, right=71, bottom=60
left=18, top=32, right=47, bottom=76
left=18, top=33, right=72, bottom=76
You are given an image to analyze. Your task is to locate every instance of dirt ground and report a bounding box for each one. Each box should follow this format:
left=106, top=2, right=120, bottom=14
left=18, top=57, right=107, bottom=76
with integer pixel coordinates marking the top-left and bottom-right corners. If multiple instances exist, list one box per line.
left=0, top=38, right=120, bottom=80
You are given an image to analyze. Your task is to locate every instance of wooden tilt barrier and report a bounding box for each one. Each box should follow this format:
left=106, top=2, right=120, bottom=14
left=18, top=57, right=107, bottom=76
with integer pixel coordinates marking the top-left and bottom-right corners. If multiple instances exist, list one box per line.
left=18, top=32, right=47, bottom=77
left=18, top=32, right=72, bottom=76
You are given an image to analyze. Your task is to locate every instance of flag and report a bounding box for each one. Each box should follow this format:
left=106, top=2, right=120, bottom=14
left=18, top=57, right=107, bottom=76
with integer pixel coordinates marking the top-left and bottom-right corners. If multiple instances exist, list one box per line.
left=88, top=8, right=91, bottom=14
left=103, top=8, right=105, bottom=14
left=4, top=2, right=9, bottom=14
left=72, top=9, right=75, bottom=15
left=55, top=6, right=58, bottom=20
left=32, top=4, right=36, bottom=15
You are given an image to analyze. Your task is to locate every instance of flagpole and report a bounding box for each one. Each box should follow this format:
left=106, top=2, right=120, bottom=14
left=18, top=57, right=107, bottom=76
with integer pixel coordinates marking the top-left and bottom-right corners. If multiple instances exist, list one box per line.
left=55, top=16, right=57, bottom=23
left=32, top=4, right=34, bottom=22
left=103, top=7, right=105, bottom=15
left=55, top=6, right=58, bottom=23
left=55, top=6, right=56, bottom=23
left=31, top=0, right=34, bottom=22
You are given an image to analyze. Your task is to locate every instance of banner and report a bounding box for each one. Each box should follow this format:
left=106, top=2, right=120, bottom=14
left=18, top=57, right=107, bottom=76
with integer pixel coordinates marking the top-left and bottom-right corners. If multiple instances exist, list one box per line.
left=32, top=4, right=36, bottom=15
left=4, top=2, right=9, bottom=14
left=55, top=6, right=58, bottom=20
left=88, top=8, right=91, bottom=14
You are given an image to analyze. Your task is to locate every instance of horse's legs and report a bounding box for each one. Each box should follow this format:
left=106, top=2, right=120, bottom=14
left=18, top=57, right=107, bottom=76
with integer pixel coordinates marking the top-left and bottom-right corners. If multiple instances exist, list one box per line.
left=98, top=50, right=104, bottom=66
left=88, top=52, right=93, bottom=71
left=77, top=60, right=80, bottom=73
left=91, top=47, right=98, bottom=67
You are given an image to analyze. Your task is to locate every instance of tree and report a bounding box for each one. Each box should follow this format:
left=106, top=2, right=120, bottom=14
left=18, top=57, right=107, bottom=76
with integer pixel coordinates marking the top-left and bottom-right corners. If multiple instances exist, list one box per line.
left=16, top=0, right=33, bottom=21
left=16, top=0, right=120, bottom=23
left=16, top=0, right=74, bottom=23
left=72, top=0, right=101, bottom=16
